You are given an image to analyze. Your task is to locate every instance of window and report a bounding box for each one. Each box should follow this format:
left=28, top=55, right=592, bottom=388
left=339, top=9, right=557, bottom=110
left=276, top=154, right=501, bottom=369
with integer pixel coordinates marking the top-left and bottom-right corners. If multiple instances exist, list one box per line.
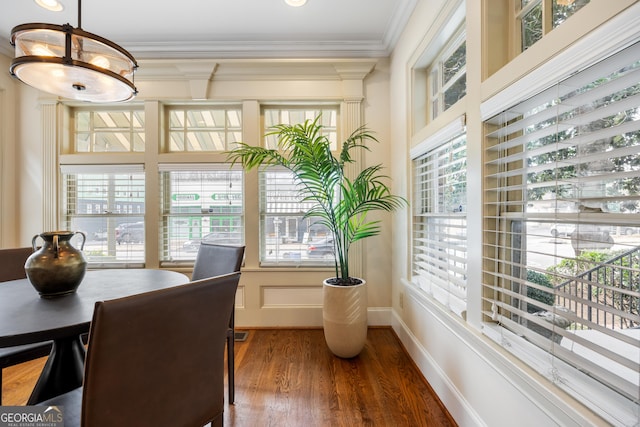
left=74, top=109, right=144, bottom=152
left=428, top=30, right=466, bottom=120
left=159, top=165, right=244, bottom=265
left=260, top=167, right=332, bottom=265
left=259, top=106, right=338, bottom=265
left=517, top=0, right=591, bottom=51
left=63, top=107, right=146, bottom=267
left=411, top=119, right=467, bottom=317
left=61, top=165, right=145, bottom=267
left=483, top=42, right=639, bottom=423
left=167, top=107, right=242, bottom=152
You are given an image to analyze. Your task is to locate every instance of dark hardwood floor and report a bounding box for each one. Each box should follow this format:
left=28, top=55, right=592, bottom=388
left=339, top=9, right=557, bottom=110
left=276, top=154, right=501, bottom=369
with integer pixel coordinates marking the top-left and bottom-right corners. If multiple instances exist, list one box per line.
left=3, top=328, right=456, bottom=427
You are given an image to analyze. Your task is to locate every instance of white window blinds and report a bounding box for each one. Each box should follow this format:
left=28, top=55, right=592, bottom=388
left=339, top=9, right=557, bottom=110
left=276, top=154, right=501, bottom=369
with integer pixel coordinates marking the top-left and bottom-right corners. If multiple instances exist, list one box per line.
left=411, top=118, right=467, bottom=317
left=60, top=164, right=145, bottom=267
left=483, top=42, right=640, bottom=424
left=259, top=167, right=332, bottom=266
left=158, top=164, right=244, bottom=265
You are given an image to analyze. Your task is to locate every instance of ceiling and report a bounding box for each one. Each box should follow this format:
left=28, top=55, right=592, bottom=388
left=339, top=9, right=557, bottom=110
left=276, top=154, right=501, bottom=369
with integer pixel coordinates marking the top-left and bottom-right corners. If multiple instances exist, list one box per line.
left=0, top=0, right=417, bottom=60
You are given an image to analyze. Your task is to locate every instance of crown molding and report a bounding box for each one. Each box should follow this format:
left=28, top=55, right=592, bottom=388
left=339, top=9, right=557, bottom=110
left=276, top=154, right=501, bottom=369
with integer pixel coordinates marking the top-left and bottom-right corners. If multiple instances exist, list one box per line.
left=136, top=58, right=379, bottom=82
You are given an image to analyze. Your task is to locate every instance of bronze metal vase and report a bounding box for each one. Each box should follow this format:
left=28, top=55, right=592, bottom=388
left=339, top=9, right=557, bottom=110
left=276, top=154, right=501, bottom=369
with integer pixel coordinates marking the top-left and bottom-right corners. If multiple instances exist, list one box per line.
left=25, top=231, right=88, bottom=298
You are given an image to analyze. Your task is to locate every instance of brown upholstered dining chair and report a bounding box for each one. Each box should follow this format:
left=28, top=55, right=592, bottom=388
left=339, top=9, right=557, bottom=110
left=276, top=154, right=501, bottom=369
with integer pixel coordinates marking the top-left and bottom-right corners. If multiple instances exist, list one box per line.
left=41, top=272, right=241, bottom=427
left=0, top=247, right=53, bottom=405
left=191, top=242, right=245, bottom=404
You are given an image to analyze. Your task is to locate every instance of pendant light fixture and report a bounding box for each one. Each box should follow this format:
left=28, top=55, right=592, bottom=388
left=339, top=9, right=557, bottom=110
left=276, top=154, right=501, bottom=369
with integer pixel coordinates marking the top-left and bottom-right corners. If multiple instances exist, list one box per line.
left=9, top=0, right=138, bottom=103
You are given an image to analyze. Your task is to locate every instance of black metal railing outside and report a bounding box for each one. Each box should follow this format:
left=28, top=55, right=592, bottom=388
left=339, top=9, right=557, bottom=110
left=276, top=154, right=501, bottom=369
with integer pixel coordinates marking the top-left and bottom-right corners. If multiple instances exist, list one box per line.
left=555, top=245, right=640, bottom=330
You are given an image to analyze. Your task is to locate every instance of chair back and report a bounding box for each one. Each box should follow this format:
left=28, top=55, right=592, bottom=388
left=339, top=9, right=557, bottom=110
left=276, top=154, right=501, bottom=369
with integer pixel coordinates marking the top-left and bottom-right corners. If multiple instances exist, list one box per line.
left=80, top=272, right=241, bottom=427
left=192, top=243, right=245, bottom=280
left=0, top=247, right=33, bottom=282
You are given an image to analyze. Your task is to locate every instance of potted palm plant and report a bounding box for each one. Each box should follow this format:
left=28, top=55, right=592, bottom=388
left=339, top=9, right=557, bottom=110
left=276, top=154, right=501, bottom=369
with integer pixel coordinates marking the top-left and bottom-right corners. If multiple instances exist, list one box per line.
left=227, top=116, right=406, bottom=357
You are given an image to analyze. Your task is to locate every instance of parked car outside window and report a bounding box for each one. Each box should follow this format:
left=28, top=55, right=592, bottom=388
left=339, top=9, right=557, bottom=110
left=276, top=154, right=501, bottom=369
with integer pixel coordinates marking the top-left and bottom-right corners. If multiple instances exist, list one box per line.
left=550, top=223, right=575, bottom=237
left=115, top=222, right=145, bottom=244
left=306, top=238, right=335, bottom=258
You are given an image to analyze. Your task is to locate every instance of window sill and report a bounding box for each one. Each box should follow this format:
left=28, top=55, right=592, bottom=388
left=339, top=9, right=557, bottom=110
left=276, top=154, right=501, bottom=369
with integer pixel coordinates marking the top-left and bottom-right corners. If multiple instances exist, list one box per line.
left=482, top=324, right=638, bottom=426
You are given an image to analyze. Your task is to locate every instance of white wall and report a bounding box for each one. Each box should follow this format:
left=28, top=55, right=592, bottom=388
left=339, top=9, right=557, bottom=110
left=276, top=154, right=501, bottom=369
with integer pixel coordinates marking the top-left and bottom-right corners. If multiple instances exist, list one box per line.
left=389, top=1, right=638, bottom=426
left=0, top=54, right=18, bottom=246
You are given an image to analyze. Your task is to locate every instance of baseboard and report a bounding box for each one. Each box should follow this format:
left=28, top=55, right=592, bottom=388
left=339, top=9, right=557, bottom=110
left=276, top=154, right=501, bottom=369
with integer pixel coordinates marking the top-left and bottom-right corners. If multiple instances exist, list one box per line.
left=391, top=309, right=485, bottom=427
left=367, top=307, right=392, bottom=326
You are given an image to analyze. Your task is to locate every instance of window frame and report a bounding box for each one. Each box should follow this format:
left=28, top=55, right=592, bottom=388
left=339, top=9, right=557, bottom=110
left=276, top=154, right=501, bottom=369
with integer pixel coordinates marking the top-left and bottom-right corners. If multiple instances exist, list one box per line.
left=257, top=105, right=340, bottom=267
left=427, top=28, right=467, bottom=121
left=164, top=105, right=242, bottom=152
left=70, top=107, right=145, bottom=153
left=158, top=164, right=245, bottom=267
left=60, top=164, right=146, bottom=268
left=61, top=102, right=348, bottom=270
left=482, top=41, right=640, bottom=425
left=411, top=117, right=468, bottom=318
left=515, top=0, right=591, bottom=52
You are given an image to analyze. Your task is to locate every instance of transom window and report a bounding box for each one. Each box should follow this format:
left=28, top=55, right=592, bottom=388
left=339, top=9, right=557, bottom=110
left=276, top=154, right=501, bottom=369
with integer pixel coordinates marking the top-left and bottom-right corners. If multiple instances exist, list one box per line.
left=428, top=29, right=466, bottom=120
left=264, top=107, right=338, bottom=150
left=517, top=0, right=591, bottom=51
left=74, top=109, right=145, bottom=153
left=166, top=107, right=242, bottom=152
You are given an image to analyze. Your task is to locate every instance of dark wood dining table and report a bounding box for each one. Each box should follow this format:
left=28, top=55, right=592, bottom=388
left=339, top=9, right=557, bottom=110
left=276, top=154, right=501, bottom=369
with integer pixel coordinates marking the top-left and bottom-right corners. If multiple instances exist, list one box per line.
left=0, top=268, right=189, bottom=404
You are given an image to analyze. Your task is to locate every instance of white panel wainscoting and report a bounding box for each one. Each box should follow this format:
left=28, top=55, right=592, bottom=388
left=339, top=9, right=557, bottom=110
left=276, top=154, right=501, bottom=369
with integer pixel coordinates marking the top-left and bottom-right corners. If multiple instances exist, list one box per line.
left=234, top=283, right=392, bottom=328
left=262, top=286, right=323, bottom=308
left=235, top=286, right=245, bottom=309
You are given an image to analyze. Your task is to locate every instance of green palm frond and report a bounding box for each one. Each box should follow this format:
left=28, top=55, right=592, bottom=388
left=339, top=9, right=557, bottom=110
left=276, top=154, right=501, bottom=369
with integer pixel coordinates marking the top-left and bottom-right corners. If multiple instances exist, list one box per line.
left=226, top=115, right=407, bottom=285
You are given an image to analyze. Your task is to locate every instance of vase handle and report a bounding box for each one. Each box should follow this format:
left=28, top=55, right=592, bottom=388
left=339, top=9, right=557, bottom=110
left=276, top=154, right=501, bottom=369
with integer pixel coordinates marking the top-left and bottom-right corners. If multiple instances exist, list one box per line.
left=74, top=231, right=87, bottom=250
left=31, top=234, right=40, bottom=252
left=53, top=234, right=59, bottom=258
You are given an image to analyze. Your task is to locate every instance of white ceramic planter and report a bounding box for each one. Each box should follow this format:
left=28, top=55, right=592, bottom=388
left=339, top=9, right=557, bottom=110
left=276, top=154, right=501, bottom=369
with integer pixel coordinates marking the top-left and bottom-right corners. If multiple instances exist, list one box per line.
left=322, top=278, right=367, bottom=358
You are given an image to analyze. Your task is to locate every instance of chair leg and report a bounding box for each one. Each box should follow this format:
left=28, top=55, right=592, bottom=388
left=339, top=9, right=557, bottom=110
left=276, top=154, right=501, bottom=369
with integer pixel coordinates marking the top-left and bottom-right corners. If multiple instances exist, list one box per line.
left=227, top=329, right=234, bottom=404
left=1, top=368, right=3, bottom=406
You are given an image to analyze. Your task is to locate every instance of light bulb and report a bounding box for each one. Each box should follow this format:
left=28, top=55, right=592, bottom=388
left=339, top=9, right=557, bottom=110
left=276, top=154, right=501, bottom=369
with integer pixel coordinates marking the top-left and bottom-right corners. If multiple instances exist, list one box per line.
left=90, top=55, right=111, bottom=70
left=35, top=0, right=63, bottom=12
left=31, top=43, right=56, bottom=57
left=285, top=0, right=307, bottom=7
